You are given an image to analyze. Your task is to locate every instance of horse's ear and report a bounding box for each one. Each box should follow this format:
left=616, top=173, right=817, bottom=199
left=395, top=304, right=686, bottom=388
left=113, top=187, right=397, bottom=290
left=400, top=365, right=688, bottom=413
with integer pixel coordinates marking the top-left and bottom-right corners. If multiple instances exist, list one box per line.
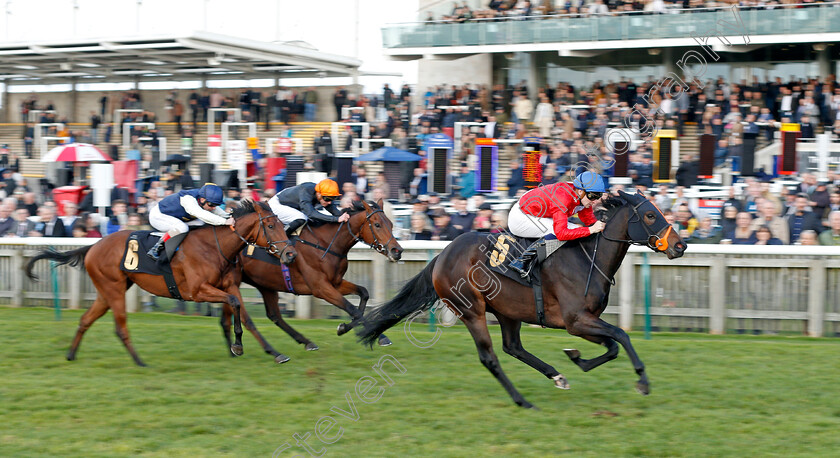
left=376, top=197, right=384, bottom=208
left=362, top=200, right=372, bottom=211
left=617, top=189, right=630, bottom=200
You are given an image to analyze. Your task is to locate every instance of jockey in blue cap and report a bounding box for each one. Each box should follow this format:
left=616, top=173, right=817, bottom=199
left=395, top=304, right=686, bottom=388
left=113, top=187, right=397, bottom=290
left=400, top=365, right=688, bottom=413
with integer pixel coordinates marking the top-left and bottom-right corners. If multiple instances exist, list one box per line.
left=146, top=183, right=232, bottom=261
left=507, top=171, right=607, bottom=277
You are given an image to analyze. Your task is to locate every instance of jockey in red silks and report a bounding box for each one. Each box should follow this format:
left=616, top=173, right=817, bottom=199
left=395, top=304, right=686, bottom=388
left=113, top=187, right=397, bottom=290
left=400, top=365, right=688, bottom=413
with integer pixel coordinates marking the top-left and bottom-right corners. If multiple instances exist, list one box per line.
left=507, top=171, right=607, bottom=277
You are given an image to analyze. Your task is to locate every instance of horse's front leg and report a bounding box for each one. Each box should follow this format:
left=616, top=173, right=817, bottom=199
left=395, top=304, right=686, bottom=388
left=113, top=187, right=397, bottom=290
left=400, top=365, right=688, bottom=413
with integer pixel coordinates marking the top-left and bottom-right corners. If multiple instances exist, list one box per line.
left=194, top=283, right=246, bottom=357
left=566, top=313, right=649, bottom=395
left=317, top=281, right=391, bottom=346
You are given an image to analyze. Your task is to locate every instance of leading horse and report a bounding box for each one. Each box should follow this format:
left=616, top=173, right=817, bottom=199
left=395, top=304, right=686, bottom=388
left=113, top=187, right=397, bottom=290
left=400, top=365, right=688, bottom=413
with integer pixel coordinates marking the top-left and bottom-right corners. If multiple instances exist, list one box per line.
left=226, top=199, right=403, bottom=353
left=25, top=200, right=296, bottom=366
left=357, top=190, right=686, bottom=408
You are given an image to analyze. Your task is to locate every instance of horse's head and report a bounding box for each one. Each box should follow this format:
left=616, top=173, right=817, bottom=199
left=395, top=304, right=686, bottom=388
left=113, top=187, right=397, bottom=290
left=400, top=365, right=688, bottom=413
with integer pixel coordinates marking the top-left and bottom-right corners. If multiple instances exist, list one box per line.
left=349, top=199, right=403, bottom=261
left=605, top=190, right=686, bottom=259
left=232, top=200, right=297, bottom=264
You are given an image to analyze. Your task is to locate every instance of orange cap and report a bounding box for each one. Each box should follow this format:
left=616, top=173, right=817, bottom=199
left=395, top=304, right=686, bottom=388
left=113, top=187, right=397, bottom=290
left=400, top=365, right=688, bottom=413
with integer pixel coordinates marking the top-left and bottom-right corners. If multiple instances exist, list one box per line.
left=315, top=179, right=341, bottom=197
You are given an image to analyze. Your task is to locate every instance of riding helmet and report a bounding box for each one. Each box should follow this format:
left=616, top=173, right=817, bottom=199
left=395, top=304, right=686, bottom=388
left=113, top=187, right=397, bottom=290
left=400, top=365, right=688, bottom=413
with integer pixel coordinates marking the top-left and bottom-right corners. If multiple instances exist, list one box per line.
left=572, top=171, right=607, bottom=193
left=198, top=183, right=224, bottom=205
left=315, top=179, right=341, bottom=197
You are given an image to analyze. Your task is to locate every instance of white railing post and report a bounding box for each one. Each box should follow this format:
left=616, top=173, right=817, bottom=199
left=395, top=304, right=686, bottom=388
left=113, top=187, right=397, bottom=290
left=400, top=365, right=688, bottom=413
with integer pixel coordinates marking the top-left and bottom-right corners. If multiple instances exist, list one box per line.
left=709, top=256, right=726, bottom=334
left=807, top=261, right=826, bottom=337
left=12, top=250, right=24, bottom=307
left=125, top=284, right=141, bottom=313
left=619, top=253, right=635, bottom=331
left=69, top=267, right=82, bottom=309
left=295, top=295, right=312, bottom=320
left=372, top=255, right=387, bottom=306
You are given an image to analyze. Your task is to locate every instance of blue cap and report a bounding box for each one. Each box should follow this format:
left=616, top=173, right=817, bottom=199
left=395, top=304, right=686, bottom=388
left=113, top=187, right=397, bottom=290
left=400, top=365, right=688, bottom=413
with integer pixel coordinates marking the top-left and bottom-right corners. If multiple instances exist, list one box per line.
left=572, top=171, right=606, bottom=193
left=198, top=183, right=224, bottom=205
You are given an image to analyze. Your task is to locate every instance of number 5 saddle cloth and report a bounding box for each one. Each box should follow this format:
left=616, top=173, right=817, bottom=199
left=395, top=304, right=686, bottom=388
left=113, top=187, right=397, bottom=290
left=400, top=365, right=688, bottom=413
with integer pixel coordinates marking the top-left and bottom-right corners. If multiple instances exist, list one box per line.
left=483, top=232, right=566, bottom=286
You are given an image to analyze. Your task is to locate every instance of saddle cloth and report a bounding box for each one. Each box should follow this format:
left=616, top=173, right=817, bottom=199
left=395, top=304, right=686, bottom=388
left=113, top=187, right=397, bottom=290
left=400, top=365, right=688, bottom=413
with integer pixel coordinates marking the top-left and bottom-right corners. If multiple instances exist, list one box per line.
left=243, top=245, right=295, bottom=294
left=484, top=232, right=566, bottom=286
left=120, top=231, right=187, bottom=299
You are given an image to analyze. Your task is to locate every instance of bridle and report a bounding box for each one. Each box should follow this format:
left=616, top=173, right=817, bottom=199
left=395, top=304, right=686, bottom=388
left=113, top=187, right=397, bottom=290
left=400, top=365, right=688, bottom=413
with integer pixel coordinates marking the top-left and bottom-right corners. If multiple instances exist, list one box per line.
left=228, top=207, right=292, bottom=260
left=581, top=194, right=675, bottom=296
left=346, top=208, right=395, bottom=257
left=600, top=196, right=674, bottom=252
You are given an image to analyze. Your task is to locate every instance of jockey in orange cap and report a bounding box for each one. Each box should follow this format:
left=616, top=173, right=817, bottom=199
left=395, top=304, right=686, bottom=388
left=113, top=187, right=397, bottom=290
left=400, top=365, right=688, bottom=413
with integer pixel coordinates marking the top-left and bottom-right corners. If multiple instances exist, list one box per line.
left=267, top=178, right=350, bottom=236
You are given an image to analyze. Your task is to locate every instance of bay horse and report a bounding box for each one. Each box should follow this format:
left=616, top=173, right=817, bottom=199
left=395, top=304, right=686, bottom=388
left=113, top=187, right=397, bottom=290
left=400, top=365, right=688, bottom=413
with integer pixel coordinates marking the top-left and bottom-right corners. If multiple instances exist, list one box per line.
left=226, top=199, right=403, bottom=353
left=357, top=190, right=686, bottom=408
left=25, top=200, right=296, bottom=366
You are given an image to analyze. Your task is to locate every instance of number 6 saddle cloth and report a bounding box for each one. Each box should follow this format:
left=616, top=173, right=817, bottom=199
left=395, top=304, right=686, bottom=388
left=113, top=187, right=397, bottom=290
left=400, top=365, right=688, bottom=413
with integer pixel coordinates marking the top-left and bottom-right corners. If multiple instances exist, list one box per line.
left=483, top=232, right=566, bottom=286
left=120, top=231, right=188, bottom=299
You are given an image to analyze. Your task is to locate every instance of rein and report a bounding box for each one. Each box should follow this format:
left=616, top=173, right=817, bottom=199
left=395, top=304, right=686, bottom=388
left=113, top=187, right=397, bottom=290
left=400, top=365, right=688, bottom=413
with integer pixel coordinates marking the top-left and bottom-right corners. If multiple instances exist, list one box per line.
left=580, top=196, right=671, bottom=296
left=301, top=208, right=393, bottom=260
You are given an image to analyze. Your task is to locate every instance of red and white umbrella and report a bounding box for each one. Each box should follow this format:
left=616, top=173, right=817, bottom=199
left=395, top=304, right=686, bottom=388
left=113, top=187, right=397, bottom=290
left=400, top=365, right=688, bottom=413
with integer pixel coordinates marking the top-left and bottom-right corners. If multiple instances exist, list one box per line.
left=40, top=143, right=112, bottom=163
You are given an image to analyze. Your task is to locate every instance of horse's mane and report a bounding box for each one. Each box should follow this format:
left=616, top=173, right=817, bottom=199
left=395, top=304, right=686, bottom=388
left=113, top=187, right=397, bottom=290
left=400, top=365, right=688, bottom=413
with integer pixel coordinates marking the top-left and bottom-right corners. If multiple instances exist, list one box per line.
left=599, top=194, right=630, bottom=221
left=347, top=200, right=381, bottom=215
left=230, top=199, right=272, bottom=219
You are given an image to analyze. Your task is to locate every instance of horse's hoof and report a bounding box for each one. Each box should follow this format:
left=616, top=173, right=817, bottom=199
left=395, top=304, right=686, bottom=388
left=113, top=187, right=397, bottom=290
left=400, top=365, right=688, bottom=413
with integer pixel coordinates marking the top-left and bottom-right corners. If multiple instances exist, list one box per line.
left=136, top=361, right=148, bottom=367
left=336, top=323, right=349, bottom=336
left=275, top=354, right=290, bottom=364
left=517, top=400, right=537, bottom=409
left=66, top=354, right=76, bottom=361
left=377, top=335, right=393, bottom=347
left=636, top=381, right=650, bottom=396
left=230, top=345, right=244, bottom=357
left=305, top=342, right=319, bottom=351
left=563, top=348, right=581, bottom=360
left=552, top=374, right=570, bottom=390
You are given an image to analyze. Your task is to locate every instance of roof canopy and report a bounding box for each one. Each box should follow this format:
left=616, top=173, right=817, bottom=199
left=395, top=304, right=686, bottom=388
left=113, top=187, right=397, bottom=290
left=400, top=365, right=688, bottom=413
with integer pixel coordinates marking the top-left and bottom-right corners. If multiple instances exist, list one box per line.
left=0, top=32, right=362, bottom=85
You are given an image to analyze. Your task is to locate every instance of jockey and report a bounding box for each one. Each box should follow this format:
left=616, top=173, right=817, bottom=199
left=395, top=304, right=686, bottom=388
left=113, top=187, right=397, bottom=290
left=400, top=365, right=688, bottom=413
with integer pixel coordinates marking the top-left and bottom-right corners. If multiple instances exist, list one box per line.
left=146, top=183, right=233, bottom=261
left=267, top=178, right=350, bottom=236
left=507, top=171, right=607, bottom=277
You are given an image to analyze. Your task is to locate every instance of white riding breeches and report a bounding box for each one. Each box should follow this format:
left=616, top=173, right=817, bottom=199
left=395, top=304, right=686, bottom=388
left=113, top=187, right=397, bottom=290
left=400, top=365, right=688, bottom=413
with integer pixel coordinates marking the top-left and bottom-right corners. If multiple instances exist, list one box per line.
left=268, top=195, right=306, bottom=227
left=149, top=204, right=205, bottom=235
left=508, top=201, right=579, bottom=238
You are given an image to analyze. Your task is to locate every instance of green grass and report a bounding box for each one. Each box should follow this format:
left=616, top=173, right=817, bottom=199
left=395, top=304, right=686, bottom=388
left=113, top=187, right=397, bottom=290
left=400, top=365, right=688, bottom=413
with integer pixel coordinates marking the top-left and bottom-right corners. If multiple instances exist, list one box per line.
left=1, top=308, right=839, bottom=457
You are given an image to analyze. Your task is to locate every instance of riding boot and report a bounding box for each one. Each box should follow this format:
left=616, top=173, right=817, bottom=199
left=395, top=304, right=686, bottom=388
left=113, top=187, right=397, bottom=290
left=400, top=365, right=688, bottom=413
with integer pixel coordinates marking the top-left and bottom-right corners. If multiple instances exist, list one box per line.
left=147, top=237, right=165, bottom=261
left=509, top=239, right=543, bottom=278
left=285, top=219, right=305, bottom=238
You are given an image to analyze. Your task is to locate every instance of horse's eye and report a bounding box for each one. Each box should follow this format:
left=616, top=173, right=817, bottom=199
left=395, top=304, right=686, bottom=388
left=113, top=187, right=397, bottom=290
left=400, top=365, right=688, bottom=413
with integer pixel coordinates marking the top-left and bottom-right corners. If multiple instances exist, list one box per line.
left=374, top=223, right=381, bottom=228
left=645, top=212, right=656, bottom=221
left=268, top=224, right=274, bottom=229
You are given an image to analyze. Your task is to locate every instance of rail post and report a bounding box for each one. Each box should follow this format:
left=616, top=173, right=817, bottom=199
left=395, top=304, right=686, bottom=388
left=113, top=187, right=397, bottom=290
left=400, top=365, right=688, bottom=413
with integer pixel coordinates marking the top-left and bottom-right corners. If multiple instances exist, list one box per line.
left=807, top=261, right=826, bottom=337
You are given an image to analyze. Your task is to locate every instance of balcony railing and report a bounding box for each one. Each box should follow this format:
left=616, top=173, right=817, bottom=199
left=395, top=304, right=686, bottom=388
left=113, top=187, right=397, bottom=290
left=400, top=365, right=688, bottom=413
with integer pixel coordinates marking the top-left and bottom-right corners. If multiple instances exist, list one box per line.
left=382, top=4, right=840, bottom=49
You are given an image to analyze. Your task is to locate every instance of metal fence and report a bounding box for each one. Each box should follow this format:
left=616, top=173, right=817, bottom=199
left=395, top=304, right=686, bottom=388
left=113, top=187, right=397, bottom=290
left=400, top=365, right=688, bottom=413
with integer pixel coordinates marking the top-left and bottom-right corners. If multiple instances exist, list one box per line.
left=2, top=239, right=839, bottom=337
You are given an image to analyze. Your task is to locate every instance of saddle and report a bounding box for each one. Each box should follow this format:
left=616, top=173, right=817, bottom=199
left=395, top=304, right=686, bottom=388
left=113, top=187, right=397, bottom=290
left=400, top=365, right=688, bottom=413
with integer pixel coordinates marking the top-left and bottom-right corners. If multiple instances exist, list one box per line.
left=120, top=231, right=188, bottom=299
left=484, top=232, right=566, bottom=327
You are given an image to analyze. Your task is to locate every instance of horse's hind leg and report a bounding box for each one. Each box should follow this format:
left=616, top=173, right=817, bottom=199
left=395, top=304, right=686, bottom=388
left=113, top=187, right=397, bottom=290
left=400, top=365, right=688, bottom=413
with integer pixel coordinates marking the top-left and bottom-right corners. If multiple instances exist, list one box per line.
left=337, top=280, right=390, bottom=346
left=497, top=315, right=569, bottom=390
left=259, top=287, right=318, bottom=351
left=567, top=314, right=649, bottom=395
left=463, top=314, right=534, bottom=409
left=67, top=297, right=109, bottom=361
left=110, top=295, right=146, bottom=367
left=563, top=335, right=619, bottom=372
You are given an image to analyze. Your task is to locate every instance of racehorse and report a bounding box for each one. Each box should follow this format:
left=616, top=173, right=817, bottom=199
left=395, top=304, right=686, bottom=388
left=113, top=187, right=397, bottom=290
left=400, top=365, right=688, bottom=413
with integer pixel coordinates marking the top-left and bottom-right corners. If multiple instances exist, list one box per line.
left=227, top=199, right=403, bottom=352
left=25, top=200, right=296, bottom=366
left=357, top=190, right=686, bottom=408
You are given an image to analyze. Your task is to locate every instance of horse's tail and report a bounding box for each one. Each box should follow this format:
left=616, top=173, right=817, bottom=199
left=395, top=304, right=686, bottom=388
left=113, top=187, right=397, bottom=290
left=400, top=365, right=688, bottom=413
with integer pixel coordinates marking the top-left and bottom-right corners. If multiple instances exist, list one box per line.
left=25, top=245, right=92, bottom=282
left=357, top=256, right=439, bottom=348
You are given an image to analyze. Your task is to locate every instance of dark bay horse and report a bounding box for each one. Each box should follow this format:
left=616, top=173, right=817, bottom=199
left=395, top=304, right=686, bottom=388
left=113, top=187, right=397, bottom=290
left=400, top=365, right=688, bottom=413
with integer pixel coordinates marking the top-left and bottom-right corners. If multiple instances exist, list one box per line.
left=25, top=200, right=296, bottom=366
left=357, top=191, right=686, bottom=408
left=227, top=199, right=403, bottom=352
